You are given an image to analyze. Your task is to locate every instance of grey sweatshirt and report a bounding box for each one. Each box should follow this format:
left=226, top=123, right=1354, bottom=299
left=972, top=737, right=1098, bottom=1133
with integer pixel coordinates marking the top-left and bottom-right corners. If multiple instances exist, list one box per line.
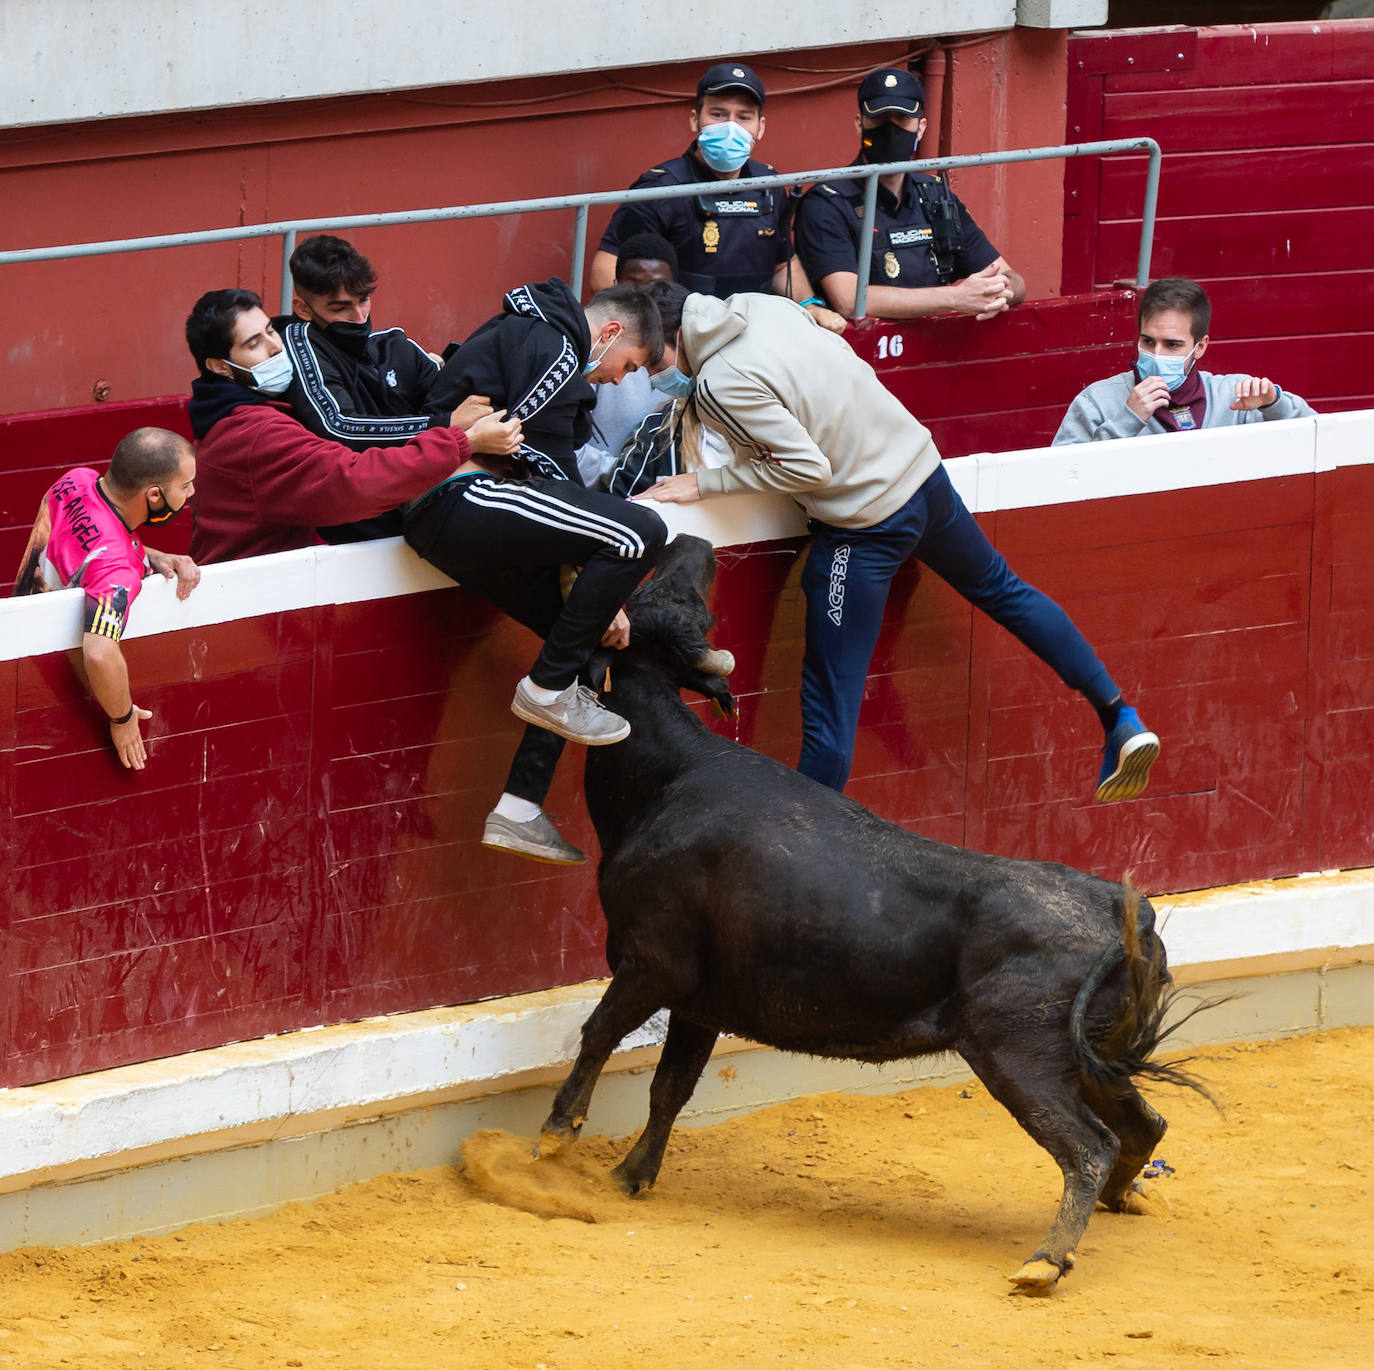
left=683, top=293, right=942, bottom=530
left=1052, top=370, right=1316, bottom=445
left=575, top=370, right=668, bottom=488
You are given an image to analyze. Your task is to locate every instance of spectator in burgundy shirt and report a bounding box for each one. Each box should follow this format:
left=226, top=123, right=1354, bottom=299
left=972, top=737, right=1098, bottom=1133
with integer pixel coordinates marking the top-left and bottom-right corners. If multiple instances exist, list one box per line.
left=184, top=288, right=522, bottom=564
left=12, top=428, right=201, bottom=769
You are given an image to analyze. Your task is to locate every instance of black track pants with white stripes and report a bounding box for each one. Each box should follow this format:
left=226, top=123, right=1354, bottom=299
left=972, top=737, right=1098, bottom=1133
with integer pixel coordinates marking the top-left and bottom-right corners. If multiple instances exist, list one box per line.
left=404, top=472, right=667, bottom=802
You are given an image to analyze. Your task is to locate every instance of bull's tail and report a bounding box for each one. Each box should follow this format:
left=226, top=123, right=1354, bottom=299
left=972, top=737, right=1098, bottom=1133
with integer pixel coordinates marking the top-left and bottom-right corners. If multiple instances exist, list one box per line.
left=1071, top=879, right=1221, bottom=1104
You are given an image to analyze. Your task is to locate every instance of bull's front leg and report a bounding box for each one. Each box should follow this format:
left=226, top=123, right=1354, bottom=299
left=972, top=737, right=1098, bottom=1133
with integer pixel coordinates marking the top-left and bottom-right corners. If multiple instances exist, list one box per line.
left=537, top=973, right=662, bottom=1157
left=612, top=1014, right=717, bottom=1195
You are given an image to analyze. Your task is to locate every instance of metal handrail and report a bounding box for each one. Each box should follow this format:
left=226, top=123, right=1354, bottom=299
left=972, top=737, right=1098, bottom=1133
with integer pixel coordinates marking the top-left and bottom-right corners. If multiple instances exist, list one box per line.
left=0, top=138, right=1160, bottom=320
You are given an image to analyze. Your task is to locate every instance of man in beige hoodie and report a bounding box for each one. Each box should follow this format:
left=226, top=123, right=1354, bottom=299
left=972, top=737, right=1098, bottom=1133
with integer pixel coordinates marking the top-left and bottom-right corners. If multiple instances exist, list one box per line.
left=640, top=292, right=1160, bottom=803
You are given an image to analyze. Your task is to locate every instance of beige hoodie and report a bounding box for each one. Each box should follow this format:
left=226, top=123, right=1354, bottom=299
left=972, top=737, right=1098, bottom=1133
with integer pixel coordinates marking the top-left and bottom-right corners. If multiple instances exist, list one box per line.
left=683, top=293, right=942, bottom=530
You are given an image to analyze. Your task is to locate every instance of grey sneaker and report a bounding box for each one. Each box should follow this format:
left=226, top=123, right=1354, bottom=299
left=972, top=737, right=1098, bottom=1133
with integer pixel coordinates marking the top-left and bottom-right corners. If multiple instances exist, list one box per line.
left=481, top=810, right=587, bottom=865
left=511, top=679, right=630, bottom=746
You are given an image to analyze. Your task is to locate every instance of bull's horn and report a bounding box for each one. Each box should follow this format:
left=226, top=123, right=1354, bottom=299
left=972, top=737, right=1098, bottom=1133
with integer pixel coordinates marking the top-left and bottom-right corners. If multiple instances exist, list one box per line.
left=559, top=564, right=580, bottom=602
left=696, top=647, right=735, bottom=676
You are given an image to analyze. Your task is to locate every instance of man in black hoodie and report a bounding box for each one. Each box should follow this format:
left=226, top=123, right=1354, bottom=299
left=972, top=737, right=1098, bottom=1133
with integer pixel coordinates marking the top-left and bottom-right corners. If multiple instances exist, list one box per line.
left=282, top=233, right=495, bottom=543
left=406, top=279, right=669, bottom=865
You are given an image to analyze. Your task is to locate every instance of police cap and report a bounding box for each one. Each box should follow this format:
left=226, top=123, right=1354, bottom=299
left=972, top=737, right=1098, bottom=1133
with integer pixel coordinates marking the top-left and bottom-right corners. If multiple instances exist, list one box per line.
left=697, top=62, right=766, bottom=107
left=859, top=68, right=925, bottom=117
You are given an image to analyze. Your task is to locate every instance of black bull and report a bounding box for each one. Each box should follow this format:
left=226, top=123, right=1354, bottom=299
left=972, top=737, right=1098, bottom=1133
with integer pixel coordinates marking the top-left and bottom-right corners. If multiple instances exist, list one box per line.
left=540, top=535, right=1205, bottom=1290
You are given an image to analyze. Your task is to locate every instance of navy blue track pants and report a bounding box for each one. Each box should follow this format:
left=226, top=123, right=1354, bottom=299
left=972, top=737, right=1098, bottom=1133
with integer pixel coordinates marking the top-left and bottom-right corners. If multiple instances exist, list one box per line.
left=797, top=462, right=1119, bottom=792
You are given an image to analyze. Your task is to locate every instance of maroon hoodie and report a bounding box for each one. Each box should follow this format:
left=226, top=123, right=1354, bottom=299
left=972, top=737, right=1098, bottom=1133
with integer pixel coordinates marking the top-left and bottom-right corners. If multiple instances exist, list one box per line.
left=188, top=377, right=465, bottom=565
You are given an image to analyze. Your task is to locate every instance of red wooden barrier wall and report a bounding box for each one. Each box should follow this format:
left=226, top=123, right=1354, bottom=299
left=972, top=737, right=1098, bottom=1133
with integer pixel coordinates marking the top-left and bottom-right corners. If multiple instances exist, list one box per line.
left=4, top=19, right=1374, bottom=1093
left=3, top=451, right=1372, bottom=1089
left=1063, top=21, right=1374, bottom=415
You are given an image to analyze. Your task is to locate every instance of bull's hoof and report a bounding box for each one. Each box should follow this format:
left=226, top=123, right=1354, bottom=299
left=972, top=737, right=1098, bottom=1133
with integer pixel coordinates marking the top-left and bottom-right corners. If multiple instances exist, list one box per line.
left=1008, top=1252, right=1073, bottom=1293
left=610, top=1164, right=655, bottom=1198
left=533, top=1117, right=582, bottom=1159
left=1107, top=1178, right=1169, bottom=1216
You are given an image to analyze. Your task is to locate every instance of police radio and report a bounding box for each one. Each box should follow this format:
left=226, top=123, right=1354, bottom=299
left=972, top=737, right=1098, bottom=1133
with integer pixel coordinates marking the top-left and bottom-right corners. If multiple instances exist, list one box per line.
left=914, top=175, right=962, bottom=286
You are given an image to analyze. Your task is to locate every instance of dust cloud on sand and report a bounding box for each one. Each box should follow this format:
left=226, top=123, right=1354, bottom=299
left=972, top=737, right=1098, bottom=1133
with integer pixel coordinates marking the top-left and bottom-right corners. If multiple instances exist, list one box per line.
left=0, top=1027, right=1370, bottom=1369
left=461, top=1127, right=614, bottom=1223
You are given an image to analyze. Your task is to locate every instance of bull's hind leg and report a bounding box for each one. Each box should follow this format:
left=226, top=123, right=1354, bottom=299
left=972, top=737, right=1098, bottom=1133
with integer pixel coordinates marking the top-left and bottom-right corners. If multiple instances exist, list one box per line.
left=1080, top=1081, right=1168, bottom=1215
left=538, top=973, right=663, bottom=1156
left=958, top=1035, right=1119, bottom=1291
left=611, top=1014, right=717, bottom=1196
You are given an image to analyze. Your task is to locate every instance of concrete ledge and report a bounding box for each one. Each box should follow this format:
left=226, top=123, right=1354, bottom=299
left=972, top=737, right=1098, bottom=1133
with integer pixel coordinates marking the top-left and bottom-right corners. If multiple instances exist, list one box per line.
left=0, top=869, right=1370, bottom=1250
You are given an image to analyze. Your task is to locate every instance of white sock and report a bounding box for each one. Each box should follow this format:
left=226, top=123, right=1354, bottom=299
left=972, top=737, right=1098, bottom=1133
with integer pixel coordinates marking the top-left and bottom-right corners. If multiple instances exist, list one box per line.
left=520, top=676, right=566, bottom=706
left=494, top=793, right=542, bottom=823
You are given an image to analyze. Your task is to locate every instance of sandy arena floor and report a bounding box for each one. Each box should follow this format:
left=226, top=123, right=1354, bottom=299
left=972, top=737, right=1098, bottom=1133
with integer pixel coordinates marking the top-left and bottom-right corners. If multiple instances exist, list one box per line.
left=0, top=1026, right=1370, bottom=1369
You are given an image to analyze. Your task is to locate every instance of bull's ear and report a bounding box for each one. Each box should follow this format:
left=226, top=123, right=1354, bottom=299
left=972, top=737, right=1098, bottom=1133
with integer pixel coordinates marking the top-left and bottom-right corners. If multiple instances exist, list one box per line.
left=682, top=668, right=735, bottom=719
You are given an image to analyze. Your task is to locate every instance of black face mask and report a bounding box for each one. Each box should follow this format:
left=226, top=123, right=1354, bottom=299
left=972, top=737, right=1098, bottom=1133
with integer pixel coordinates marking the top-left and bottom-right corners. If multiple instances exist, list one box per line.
left=145, top=491, right=187, bottom=526
left=322, top=318, right=373, bottom=359
left=861, top=120, right=920, bottom=166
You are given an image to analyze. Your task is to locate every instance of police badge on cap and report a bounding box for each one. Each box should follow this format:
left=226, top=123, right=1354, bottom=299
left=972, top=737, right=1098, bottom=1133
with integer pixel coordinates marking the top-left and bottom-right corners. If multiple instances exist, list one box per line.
left=858, top=67, right=925, bottom=117
left=696, top=61, right=767, bottom=106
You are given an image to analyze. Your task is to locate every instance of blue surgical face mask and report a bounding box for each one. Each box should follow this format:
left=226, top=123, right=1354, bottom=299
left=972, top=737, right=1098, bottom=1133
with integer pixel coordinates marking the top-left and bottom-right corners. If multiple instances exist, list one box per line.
left=228, top=348, right=294, bottom=395
left=650, top=366, right=693, bottom=398
left=696, top=120, right=754, bottom=174
left=1136, top=343, right=1198, bottom=392
left=583, top=325, right=622, bottom=376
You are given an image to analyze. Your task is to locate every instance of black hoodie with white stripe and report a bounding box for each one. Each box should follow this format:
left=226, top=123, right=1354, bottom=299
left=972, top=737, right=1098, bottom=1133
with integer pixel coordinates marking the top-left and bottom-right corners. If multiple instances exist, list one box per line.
left=425, top=278, right=596, bottom=485
left=280, top=316, right=444, bottom=448
left=278, top=316, right=447, bottom=542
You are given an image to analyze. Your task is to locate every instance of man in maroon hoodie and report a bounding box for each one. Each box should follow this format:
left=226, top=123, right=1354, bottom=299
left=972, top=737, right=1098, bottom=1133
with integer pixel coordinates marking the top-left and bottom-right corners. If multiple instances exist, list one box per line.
left=185, top=288, right=521, bottom=564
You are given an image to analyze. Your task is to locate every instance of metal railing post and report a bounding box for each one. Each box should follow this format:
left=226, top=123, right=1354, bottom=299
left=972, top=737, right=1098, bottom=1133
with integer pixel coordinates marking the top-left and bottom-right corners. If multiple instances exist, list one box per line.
left=853, top=170, right=881, bottom=322
left=570, top=204, right=589, bottom=299
left=279, top=230, right=297, bottom=315
left=1136, top=141, right=1161, bottom=288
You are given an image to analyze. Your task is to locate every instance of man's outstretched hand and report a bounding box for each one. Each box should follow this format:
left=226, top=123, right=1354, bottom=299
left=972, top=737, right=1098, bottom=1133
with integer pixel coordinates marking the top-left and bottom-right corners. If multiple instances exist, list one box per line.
left=636, top=473, right=701, bottom=505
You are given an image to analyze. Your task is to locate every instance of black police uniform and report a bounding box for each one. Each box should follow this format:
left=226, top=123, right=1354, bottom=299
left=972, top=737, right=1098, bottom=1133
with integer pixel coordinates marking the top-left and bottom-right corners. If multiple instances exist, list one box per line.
left=598, top=146, right=794, bottom=298
left=795, top=159, right=1000, bottom=293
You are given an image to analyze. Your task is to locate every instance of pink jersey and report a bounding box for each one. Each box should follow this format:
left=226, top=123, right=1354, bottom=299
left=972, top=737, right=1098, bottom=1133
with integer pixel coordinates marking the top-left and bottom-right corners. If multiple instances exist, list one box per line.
left=17, top=467, right=148, bottom=640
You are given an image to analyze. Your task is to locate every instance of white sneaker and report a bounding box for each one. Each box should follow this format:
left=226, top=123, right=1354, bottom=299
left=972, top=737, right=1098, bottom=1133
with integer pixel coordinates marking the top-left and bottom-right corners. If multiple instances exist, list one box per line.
left=481, top=810, right=587, bottom=865
left=511, top=680, right=630, bottom=746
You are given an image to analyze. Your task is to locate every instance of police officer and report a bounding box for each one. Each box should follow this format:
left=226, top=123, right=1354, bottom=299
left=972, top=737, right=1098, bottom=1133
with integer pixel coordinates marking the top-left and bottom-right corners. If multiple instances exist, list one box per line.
left=588, top=62, right=843, bottom=331
left=795, top=68, right=1027, bottom=321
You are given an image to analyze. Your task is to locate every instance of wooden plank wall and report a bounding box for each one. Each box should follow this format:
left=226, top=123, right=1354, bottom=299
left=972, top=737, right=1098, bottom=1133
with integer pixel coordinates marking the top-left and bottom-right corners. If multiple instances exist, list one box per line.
left=2, top=458, right=1372, bottom=1089
left=847, top=291, right=1140, bottom=457
left=1062, top=21, right=1374, bottom=415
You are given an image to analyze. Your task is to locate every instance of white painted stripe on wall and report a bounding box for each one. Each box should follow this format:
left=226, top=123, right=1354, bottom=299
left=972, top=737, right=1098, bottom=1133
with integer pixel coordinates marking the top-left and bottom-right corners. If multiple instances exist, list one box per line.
left=0, top=1, right=1017, bottom=129
left=1153, top=873, right=1374, bottom=967
left=1314, top=408, right=1374, bottom=471
left=0, top=869, right=1368, bottom=1192
left=2, top=411, right=1368, bottom=665
left=1, top=544, right=324, bottom=663
left=974, top=416, right=1317, bottom=514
